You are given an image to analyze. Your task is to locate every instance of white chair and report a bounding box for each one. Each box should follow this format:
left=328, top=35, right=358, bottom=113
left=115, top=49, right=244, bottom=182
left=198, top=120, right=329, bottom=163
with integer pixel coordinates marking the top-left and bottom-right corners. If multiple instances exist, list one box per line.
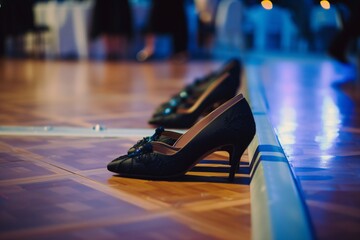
left=311, top=6, right=341, bottom=32
left=33, top=1, right=58, bottom=57
left=245, top=5, right=298, bottom=51
left=33, top=0, right=94, bottom=58
left=72, top=0, right=94, bottom=58
left=57, top=2, right=78, bottom=57
left=310, top=6, right=341, bottom=51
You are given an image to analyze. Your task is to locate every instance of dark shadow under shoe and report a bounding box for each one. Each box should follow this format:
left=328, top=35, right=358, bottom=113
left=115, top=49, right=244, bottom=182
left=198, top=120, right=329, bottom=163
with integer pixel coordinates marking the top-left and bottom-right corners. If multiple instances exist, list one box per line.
left=108, top=93, right=256, bottom=182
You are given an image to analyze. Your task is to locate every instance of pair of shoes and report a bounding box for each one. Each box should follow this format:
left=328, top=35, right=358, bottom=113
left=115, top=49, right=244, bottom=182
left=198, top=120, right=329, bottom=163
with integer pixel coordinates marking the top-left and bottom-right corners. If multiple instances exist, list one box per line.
left=108, top=93, right=256, bottom=181
left=148, top=58, right=242, bottom=128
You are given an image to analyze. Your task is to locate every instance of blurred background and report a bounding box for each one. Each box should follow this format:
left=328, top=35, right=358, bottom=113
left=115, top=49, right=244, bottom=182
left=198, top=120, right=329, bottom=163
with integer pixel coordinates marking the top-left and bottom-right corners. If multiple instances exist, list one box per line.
left=0, top=0, right=358, bottom=62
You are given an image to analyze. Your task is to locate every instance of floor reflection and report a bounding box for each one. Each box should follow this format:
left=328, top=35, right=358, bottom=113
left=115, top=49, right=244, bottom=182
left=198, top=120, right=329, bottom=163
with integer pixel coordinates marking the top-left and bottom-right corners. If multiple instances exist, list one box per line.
left=258, top=55, right=360, bottom=239
left=316, top=96, right=340, bottom=151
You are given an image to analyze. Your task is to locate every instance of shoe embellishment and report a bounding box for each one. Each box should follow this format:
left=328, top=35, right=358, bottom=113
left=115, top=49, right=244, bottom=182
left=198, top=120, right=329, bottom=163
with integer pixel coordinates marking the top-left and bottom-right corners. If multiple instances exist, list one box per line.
left=163, top=106, right=177, bottom=115
left=128, top=127, right=164, bottom=154
left=128, top=142, right=153, bottom=158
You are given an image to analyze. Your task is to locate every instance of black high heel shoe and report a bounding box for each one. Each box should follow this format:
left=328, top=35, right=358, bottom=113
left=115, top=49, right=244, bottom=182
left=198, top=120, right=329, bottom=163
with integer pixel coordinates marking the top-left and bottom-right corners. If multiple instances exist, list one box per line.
left=108, top=93, right=256, bottom=181
left=148, top=58, right=242, bottom=128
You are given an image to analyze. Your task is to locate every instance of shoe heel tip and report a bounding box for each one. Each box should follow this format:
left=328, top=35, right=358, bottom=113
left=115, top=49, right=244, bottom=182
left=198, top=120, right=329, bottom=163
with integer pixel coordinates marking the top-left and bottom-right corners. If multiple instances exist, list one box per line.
left=228, top=174, right=235, bottom=182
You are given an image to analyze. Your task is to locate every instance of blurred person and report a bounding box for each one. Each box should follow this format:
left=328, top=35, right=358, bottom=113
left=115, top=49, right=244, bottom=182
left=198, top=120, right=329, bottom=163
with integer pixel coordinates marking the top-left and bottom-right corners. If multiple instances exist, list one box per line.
left=272, top=0, right=315, bottom=49
left=0, top=0, right=5, bottom=57
left=0, top=0, right=36, bottom=57
left=136, top=0, right=189, bottom=62
left=241, top=0, right=315, bottom=50
left=195, top=0, right=220, bottom=58
left=89, top=0, right=133, bottom=60
left=328, top=0, right=360, bottom=64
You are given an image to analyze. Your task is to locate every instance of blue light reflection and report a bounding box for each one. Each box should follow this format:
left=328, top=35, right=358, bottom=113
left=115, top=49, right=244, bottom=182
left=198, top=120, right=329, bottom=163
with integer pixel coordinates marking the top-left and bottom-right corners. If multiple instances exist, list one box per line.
left=277, top=106, right=297, bottom=145
left=315, top=96, right=341, bottom=151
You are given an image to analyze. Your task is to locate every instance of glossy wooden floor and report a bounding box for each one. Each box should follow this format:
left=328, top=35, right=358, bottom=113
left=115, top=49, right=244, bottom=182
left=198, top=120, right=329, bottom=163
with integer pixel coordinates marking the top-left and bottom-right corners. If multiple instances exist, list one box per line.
left=1, top=56, right=360, bottom=239
left=253, top=55, right=360, bottom=239
left=0, top=59, right=252, bottom=239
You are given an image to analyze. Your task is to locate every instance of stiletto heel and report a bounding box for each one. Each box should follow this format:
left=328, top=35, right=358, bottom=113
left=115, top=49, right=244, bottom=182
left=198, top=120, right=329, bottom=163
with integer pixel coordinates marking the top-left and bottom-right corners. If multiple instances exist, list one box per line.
left=228, top=144, right=247, bottom=182
left=108, top=93, right=256, bottom=181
